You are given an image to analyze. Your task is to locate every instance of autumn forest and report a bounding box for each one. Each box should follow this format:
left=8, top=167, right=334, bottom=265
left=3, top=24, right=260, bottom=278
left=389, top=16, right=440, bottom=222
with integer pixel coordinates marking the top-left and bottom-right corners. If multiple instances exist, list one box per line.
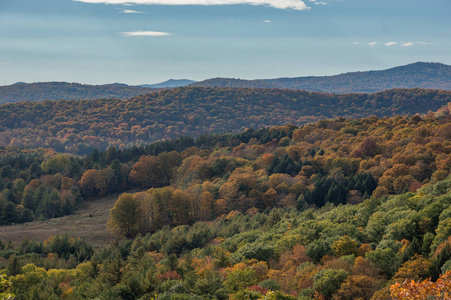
left=1, top=85, right=451, bottom=299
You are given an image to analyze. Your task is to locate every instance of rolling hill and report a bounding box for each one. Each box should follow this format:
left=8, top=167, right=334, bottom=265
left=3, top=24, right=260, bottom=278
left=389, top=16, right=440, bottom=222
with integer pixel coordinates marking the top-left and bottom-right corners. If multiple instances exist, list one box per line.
left=0, top=86, right=450, bottom=154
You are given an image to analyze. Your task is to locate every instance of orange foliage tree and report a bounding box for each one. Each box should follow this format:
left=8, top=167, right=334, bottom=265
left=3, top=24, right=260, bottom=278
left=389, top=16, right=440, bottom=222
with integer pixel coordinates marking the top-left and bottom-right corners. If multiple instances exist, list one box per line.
left=391, top=270, right=451, bottom=299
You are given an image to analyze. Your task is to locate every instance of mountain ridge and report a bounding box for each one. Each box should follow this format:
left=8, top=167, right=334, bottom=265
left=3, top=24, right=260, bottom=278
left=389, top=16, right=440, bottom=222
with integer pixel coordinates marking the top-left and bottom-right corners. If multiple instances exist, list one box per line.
left=0, top=81, right=158, bottom=104
left=1, top=62, right=450, bottom=104
left=191, top=62, right=451, bottom=93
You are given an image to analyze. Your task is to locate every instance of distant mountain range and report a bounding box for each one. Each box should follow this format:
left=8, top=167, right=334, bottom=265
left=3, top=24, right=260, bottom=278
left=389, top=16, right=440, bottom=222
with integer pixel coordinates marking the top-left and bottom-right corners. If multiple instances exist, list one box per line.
left=1, top=62, right=450, bottom=104
left=139, top=79, right=197, bottom=88
left=191, top=62, right=451, bottom=93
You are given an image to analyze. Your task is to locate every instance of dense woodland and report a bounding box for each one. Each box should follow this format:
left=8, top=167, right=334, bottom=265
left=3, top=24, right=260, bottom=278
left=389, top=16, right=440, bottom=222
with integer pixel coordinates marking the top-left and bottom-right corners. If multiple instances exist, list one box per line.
left=1, top=87, right=451, bottom=155
left=0, top=82, right=156, bottom=104
left=2, top=103, right=451, bottom=298
left=192, top=62, right=451, bottom=93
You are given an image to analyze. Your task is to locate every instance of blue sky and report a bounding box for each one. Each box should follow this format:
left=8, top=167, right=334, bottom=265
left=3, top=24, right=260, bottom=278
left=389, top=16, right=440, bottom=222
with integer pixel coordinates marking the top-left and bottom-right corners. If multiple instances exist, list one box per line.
left=0, top=0, right=450, bottom=85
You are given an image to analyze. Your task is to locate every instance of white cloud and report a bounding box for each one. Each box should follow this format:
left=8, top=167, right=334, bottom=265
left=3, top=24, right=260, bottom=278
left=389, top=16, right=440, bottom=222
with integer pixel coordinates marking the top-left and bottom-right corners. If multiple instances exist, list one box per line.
left=120, top=31, right=173, bottom=37
left=415, top=41, right=435, bottom=46
left=385, top=41, right=397, bottom=46
left=353, top=41, right=433, bottom=48
left=74, top=0, right=310, bottom=10
left=121, top=9, right=144, bottom=13
left=263, top=20, right=272, bottom=23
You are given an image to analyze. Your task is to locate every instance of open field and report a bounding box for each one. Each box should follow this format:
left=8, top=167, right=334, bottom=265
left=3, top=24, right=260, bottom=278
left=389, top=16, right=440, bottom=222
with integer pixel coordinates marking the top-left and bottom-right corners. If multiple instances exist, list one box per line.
left=0, top=191, right=141, bottom=248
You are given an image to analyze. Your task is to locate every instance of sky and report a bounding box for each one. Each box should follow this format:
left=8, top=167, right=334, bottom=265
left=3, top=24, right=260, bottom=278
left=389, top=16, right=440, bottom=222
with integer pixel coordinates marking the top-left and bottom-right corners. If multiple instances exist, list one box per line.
left=0, top=0, right=450, bottom=85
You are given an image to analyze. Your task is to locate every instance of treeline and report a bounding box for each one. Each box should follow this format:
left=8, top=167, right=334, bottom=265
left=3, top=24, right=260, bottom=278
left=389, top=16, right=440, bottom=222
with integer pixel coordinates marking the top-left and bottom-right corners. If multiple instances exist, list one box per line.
left=1, top=87, right=451, bottom=154
left=3, top=177, right=451, bottom=299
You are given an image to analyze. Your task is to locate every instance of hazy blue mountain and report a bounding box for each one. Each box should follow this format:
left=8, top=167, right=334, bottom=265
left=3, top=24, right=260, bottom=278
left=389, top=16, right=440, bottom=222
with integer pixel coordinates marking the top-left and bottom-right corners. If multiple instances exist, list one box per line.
left=140, top=79, right=197, bottom=88
left=191, top=62, right=451, bottom=93
left=2, top=62, right=449, bottom=104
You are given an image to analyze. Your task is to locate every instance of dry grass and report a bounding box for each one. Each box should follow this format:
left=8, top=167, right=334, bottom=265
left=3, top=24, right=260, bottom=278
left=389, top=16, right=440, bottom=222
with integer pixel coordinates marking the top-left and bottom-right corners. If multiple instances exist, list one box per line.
left=0, top=191, right=139, bottom=248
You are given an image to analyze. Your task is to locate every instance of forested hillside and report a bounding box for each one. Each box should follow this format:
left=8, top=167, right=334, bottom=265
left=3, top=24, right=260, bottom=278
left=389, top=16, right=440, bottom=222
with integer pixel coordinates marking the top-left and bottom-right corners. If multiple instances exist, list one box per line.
left=2, top=109, right=451, bottom=298
left=0, top=82, right=156, bottom=104
left=1, top=87, right=451, bottom=154
left=193, top=62, right=451, bottom=93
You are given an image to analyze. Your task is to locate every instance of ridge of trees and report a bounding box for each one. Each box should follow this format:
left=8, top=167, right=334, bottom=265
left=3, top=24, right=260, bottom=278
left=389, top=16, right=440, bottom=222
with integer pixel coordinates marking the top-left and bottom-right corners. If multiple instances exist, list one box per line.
left=1, top=87, right=451, bottom=154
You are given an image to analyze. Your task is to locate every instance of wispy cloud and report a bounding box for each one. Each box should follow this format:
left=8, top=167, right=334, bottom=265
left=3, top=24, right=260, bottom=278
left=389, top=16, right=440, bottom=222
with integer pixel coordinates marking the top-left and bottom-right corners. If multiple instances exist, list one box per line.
left=416, top=41, right=434, bottom=45
left=120, top=31, right=173, bottom=37
left=385, top=41, right=397, bottom=47
left=120, top=9, right=144, bottom=13
left=263, top=20, right=272, bottom=23
left=74, top=0, right=310, bottom=10
left=307, top=0, right=326, bottom=4
left=354, top=41, right=432, bottom=47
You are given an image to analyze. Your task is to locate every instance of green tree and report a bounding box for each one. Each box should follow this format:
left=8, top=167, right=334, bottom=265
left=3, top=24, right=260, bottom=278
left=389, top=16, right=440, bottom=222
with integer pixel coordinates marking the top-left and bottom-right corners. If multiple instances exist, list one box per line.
left=195, top=270, right=224, bottom=297
left=225, top=268, right=257, bottom=293
left=313, top=269, right=349, bottom=299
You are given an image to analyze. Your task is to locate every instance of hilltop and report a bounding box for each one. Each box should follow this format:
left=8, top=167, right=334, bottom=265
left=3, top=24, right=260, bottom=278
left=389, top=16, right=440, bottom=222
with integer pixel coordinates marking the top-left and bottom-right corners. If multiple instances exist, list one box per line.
left=139, top=79, right=197, bottom=88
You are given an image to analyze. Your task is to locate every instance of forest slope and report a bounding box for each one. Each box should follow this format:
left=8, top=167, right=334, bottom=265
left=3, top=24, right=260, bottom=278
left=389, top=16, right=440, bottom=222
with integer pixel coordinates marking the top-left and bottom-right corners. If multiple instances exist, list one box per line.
left=1, top=87, right=451, bottom=154
left=192, top=62, right=451, bottom=93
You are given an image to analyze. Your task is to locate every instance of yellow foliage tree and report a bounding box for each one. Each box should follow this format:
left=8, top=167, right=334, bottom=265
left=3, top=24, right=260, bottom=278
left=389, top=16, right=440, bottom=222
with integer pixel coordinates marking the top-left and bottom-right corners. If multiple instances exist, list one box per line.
left=108, top=193, right=142, bottom=238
